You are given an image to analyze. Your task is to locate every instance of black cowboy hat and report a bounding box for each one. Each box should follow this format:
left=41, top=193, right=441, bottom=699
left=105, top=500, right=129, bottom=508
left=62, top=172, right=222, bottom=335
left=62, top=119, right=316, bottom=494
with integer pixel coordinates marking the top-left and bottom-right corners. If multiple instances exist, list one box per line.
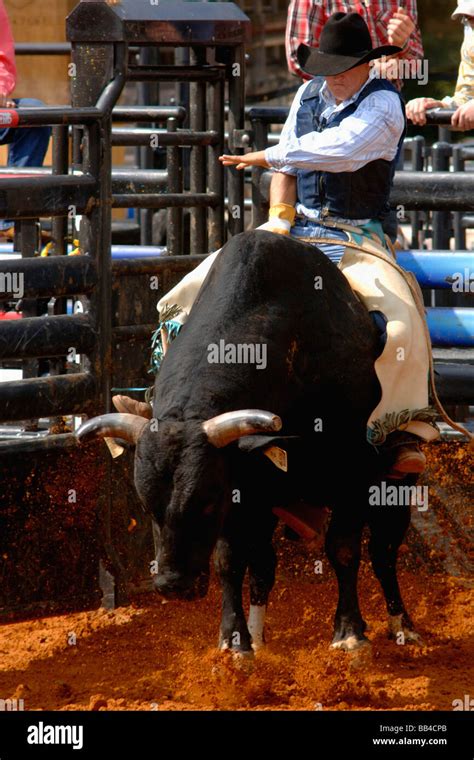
left=297, top=12, right=402, bottom=77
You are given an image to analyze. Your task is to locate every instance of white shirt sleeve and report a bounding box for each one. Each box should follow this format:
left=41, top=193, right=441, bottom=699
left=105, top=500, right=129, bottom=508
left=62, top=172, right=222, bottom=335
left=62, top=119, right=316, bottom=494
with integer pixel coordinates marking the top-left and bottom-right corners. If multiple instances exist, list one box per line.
left=265, top=90, right=405, bottom=174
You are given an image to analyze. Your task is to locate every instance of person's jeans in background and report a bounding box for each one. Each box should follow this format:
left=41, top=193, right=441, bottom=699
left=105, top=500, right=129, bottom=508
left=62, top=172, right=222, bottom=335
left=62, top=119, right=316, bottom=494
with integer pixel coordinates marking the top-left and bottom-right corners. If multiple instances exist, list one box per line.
left=0, top=98, right=51, bottom=230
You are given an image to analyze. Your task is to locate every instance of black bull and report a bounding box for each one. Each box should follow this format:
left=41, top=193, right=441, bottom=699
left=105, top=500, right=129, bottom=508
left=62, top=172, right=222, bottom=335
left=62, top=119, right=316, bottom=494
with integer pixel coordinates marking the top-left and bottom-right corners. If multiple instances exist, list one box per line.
left=78, top=231, right=421, bottom=653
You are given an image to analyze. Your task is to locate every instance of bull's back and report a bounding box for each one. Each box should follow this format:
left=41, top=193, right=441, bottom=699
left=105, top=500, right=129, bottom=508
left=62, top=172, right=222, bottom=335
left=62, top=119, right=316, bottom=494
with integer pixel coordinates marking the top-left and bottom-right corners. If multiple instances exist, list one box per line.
left=155, top=231, right=381, bottom=435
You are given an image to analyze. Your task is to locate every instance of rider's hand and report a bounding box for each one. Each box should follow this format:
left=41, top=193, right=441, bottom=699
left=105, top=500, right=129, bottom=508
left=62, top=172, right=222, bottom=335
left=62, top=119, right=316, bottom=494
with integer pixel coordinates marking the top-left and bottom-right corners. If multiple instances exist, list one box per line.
left=219, top=151, right=270, bottom=170
left=257, top=203, right=296, bottom=235
left=257, top=218, right=292, bottom=235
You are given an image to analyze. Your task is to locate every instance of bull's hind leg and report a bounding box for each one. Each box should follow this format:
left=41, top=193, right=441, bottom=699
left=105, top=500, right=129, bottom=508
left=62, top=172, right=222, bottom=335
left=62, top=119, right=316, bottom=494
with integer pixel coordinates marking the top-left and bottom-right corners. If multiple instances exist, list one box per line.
left=368, top=492, right=422, bottom=644
left=246, top=511, right=278, bottom=650
left=325, top=511, right=370, bottom=652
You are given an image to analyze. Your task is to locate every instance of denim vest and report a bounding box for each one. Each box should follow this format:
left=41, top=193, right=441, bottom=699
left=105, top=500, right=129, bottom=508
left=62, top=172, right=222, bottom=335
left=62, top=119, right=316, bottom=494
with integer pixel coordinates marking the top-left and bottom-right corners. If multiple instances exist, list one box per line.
left=296, top=77, right=406, bottom=221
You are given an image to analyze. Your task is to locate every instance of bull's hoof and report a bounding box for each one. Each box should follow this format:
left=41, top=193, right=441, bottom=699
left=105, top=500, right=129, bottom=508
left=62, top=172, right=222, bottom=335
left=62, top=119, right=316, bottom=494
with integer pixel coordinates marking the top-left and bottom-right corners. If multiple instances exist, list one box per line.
left=330, top=635, right=371, bottom=653
left=218, top=641, right=255, bottom=672
left=219, top=643, right=254, bottom=658
left=231, top=650, right=255, bottom=671
left=219, top=637, right=254, bottom=658
left=388, top=614, right=423, bottom=645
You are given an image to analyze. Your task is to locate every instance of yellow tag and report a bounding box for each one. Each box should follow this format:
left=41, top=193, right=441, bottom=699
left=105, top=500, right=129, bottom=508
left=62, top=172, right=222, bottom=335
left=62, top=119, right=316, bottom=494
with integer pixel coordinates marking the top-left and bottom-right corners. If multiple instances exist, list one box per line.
left=104, top=437, right=125, bottom=459
left=264, top=446, right=288, bottom=472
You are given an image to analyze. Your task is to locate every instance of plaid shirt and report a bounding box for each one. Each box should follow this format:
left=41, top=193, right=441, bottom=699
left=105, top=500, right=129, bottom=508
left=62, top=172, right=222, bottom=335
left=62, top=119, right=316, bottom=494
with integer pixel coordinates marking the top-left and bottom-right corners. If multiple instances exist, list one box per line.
left=286, top=0, right=424, bottom=79
left=0, top=0, right=16, bottom=95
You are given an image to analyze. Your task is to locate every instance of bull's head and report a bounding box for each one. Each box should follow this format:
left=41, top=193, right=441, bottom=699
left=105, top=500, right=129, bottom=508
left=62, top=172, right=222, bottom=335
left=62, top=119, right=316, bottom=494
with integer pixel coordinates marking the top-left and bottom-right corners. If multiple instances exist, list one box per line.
left=76, top=409, right=281, bottom=600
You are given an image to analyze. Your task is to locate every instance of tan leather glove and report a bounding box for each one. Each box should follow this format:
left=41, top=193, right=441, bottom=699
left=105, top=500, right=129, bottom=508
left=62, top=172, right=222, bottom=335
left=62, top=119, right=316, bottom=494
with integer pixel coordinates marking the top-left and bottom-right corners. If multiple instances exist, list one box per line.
left=257, top=203, right=296, bottom=235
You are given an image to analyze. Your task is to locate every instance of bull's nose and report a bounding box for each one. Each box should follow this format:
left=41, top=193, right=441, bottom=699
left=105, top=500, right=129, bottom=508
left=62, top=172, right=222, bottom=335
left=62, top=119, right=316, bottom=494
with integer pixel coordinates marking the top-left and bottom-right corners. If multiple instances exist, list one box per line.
left=153, top=571, right=209, bottom=600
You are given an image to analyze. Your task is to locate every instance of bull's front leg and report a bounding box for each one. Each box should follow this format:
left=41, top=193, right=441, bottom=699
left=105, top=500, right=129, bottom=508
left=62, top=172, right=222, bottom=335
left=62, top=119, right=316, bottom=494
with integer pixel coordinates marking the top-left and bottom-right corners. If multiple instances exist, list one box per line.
left=214, top=534, right=253, bottom=658
left=246, top=511, right=278, bottom=649
left=325, top=510, right=370, bottom=652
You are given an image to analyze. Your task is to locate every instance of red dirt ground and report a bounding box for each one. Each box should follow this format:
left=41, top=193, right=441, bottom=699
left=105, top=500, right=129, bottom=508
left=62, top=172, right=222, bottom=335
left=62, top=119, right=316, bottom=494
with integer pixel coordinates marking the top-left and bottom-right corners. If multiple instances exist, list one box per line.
left=0, top=558, right=471, bottom=711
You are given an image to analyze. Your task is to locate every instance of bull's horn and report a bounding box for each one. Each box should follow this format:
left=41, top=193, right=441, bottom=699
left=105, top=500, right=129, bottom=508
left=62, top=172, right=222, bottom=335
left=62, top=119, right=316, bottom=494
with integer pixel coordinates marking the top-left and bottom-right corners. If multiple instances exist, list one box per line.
left=202, top=409, right=282, bottom=448
left=76, top=413, right=148, bottom=445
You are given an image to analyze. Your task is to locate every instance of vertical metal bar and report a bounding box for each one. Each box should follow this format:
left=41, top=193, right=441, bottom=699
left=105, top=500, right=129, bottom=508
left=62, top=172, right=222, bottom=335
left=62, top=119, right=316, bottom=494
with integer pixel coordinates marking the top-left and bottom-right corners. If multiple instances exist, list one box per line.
left=227, top=44, right=245, bottom=237
left=432, top=142, right=452, bottom=310
left=72, top=127, right=82, bottom=171
left=19, top=220, right=41, bottom=430
left=139, top=46, right=160, bottom=246
left=410, top=135, right=424, bottom=248
left=189, top=47, right=207, bottom=254
left=70, top=40, right=116, bottom=414
left=84, top=120, right=111, bottom=412
left=175, top=47, right=190, bottom=129
left=175, top=47, right=191, bottom=255
left=438, top=126, right=451, bottom=144
left=70, top=39, right=128, bottom=610
left=52, top=125, right=69, bottom=256
left=432, top=142, right=452, bottom=251
left=453, top=145, right=466, bottom=251
left=208, top=73, right=225, bottom=251
left=253, top=0, right=265, bottom=96
left=251, top=117, right=269, bottom=228
left=49, top=125, right=70, bottom=430
left=166, top=116, right=182, bottom=256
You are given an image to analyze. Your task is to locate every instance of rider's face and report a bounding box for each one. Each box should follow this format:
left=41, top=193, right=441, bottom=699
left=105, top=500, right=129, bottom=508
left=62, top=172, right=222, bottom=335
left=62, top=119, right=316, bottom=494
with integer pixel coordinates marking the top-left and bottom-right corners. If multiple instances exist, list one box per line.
left=325, top=63, right=371, bottom=103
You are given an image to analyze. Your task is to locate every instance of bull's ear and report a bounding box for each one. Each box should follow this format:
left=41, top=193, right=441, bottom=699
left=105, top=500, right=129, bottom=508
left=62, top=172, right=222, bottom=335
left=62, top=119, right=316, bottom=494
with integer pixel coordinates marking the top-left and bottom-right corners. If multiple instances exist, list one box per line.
left=238, top=435, right=300, bottom=473
left=237, top=435, right=298, bottom=453
left=202, top=409, right=282, bottom=448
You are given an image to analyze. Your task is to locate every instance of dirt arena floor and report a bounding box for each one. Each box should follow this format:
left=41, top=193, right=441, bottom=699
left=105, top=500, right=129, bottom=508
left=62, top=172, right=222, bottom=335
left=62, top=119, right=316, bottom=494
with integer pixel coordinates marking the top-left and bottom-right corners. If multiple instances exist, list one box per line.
left=0, top=443, right=471, bottom=711
left=0, top=553, right=471, bottom=711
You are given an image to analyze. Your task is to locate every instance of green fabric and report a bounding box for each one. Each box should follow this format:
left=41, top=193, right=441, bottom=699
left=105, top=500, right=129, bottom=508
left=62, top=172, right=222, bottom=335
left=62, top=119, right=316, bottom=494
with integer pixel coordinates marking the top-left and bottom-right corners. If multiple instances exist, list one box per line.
left=367, top=407, right=439, bottom=447
left=150, top=319, right=183, bottom=375
left=351, top=219, right=388, bottom=250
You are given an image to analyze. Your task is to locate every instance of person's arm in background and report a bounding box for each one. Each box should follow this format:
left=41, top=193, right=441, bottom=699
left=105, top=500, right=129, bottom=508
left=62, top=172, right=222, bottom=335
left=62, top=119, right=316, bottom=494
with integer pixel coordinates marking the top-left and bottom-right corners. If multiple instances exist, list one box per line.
left=387, top=1, right=424, bottom=60
left=285, top=0, right=325, bottom=80
left=442, top=27, right=474, bottom=129
left=0, top=0, right=16, bottom=106
left=372, top=3, right=423, bottom=82
left=407, top=19, right=474, bottom=129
